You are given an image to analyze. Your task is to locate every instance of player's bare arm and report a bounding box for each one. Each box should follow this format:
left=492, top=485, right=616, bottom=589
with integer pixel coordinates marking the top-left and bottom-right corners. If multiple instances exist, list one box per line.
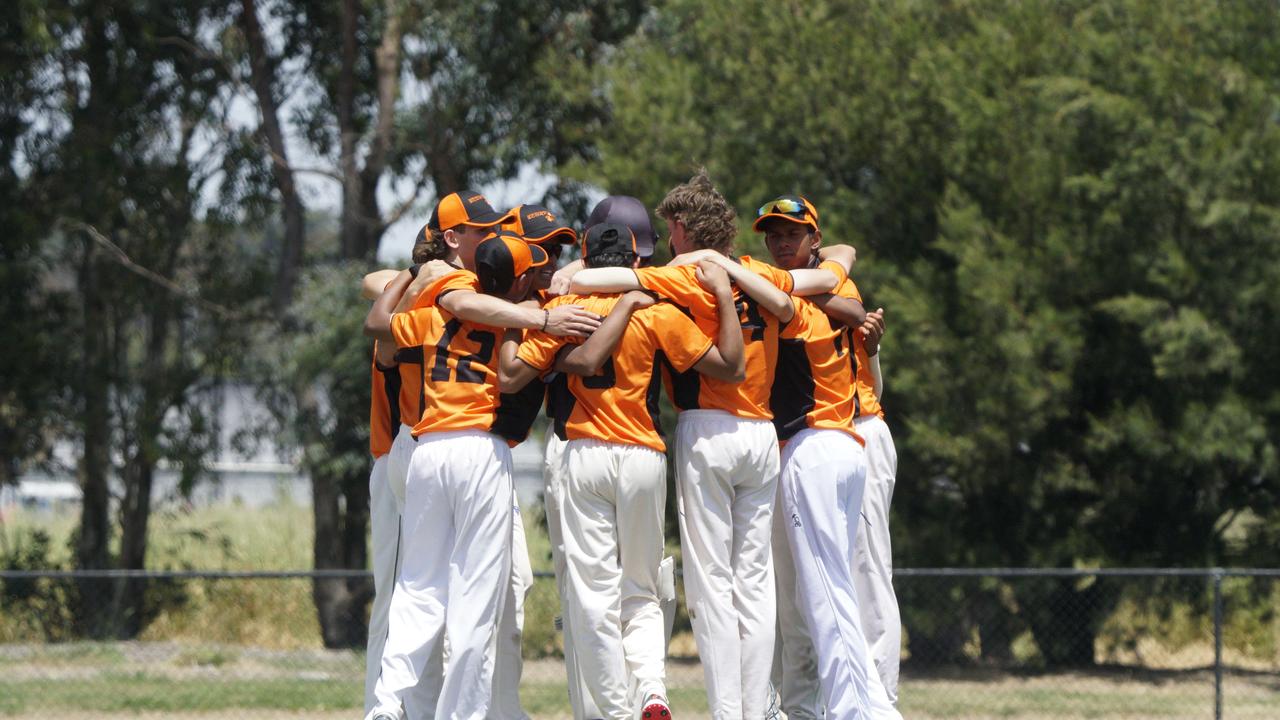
left=789, top=267, right=840, bottom=296
left=783, top=243, right=858, bottom=296
left=439, top=290, right=602, bottom=338
left=498, top=329, right=542, bottom=393
left=361, top=269, right=402, bottom=301
left=392, top=261, right=460, bottom=313
left=566, top=266, right=642, bottom=295
left=817, top=243, right=857, bottom=274
left=557, top=291, right=655, bottom=376
left=363, top=270, right=414, bottom=342
left=691, top=260, right=746, bottom=383
left=808, top=293, right=868, bottom=329
left=665, top=249, right=720, bottom=266
left=703, top=253, right=795, bottom=323
left=374, top=340, right=398, bottom=367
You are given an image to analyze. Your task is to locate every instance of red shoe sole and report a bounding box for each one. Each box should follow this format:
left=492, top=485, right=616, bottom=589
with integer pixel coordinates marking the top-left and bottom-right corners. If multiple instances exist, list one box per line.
left=642, top=703, right=670, bottom=719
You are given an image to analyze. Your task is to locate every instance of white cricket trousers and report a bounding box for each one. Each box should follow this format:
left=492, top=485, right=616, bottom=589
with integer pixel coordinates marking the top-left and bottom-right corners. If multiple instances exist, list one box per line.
left=365, top=454, right=395, bottom=715
left=852, top=415, right=901, bottom=704
left=492, top=498, right=534, bottom=720
left=675, top=410, right=779, bottom=720
left=777, top=429, right=899, bottom=720
left=543, top=433, right=603, bottom=720
left=366, top=426, right=442, bottom=720
left=562, top=439, right=669, bottom=720
left=371, top=429, right=513, bottom=720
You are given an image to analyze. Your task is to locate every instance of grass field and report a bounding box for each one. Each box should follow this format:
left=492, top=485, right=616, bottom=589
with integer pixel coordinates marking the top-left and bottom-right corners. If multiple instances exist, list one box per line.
left=3, top=503, right=1278, bottom=718
left=1, top=642, right=1278, bottom=718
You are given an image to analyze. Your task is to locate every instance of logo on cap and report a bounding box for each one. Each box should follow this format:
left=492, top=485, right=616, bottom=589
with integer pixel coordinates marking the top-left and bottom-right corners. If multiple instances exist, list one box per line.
left=428, top=191, right=514, bottom=232
left=503, top=204, right=576, bottom=244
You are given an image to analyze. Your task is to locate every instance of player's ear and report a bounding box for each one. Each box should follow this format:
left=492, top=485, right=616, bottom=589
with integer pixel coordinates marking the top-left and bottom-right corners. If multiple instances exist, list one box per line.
left=444, top=228, right=461, bottom=251
left=810, top=228, right=823, bottom=249
left=508, top=271, right=534, bottom=301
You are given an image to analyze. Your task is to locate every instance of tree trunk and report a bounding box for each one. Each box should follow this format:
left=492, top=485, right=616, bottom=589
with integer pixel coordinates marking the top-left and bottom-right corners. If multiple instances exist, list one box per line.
left=114, top=457, right=154, bottom=638
left=114, top=295, right=173, bottom=638
left=307, top=0, right=399, bottom=647
left=239, top=0, right=306, bottom=308
left=311, top=463, right=371, bottom=648
left=1018, top=577, right=1118, bottom=668
left=76, top=232, right=114, bottom=638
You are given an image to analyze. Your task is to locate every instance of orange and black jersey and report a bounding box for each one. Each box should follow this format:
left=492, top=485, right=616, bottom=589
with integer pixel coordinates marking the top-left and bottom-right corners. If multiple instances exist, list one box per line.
left=517, top=294, right=713, bottom=453
left=369, top=343, right=397, bottom=458
left=771, top=293, right=863, bottom=444
left=391, top=271, right=502, bottom=436
left=387, top=344, right=427, bottom=431
left=634, top=256, right=793, bottom=420
left=492, top=373, right=549, bottom=447
left=839, top=279, right=884, bottom=420
left=490, top=288, right=558, bottom=447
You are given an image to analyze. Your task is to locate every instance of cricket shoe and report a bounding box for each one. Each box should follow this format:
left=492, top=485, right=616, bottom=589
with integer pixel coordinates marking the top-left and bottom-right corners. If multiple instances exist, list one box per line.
left=642, top=693, right=671, bottom=720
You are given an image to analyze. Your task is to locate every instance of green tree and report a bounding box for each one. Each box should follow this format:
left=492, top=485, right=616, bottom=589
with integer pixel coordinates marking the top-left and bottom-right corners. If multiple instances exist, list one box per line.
left=7, top=0, right=267, bottom=638
left=224, top=0, right=650, bottom=646
left=0, top=1, right=76, bottom=487
left=575, top=0, right=1280, bottom=666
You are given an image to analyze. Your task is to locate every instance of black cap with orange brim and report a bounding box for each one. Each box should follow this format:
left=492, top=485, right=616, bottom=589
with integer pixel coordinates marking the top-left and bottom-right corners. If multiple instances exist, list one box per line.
left=428, top=190, right=515, bottom=232
left=504, top=204, right=577, bottom=244
left=752, top=195, right=819, bottom=232
left=474, top=230, right=550, bottom=296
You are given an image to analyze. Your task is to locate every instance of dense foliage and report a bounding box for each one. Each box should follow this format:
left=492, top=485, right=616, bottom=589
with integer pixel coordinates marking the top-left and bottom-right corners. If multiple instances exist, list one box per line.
left=3, top=0, right=1276, bottom=661
left=570, top=0, right=1280, bottom=664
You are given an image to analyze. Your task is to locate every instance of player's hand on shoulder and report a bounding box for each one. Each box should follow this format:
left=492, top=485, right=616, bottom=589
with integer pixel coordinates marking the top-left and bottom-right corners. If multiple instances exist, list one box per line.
left=548, top=272, right=572, bottom=297
left=695, top=259, right=731, bottom=295
left=545, top=304, right=603, bottom=338
left=621, top=289, right=657, bottom=311
left=548, top=258, right=584, bottom=296
left=420, top=259, right=456, bottom=282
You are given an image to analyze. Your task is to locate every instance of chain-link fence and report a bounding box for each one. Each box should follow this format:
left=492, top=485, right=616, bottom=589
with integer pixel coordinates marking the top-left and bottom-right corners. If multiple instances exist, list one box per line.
left=1, top=568, right=1276, bottom=718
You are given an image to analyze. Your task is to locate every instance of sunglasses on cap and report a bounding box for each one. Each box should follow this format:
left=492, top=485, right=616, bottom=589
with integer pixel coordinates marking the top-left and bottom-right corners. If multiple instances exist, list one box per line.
left=757, top=198, right=811, bottom=218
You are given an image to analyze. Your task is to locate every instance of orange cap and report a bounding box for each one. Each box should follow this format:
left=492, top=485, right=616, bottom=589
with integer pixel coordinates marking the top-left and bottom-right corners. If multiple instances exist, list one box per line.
left=474, top=230, right=549, bottom=296
left=752, top=195, right=819, bottom=232
left=428, top=190, right=515, bottom=231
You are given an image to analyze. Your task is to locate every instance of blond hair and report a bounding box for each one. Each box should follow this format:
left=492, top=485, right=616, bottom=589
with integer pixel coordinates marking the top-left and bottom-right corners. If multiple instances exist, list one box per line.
left=656, top=168, right=736, bottom=254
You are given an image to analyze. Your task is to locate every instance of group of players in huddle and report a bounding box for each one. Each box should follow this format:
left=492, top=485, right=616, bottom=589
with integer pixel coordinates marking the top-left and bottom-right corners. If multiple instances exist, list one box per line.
left=359, top=170, right=901, bottom=720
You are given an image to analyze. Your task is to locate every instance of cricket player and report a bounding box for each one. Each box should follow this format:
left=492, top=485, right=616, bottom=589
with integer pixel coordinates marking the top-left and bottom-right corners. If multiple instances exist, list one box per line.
left=361, top=229, right=462, bottom=720
left=504, top=203, right=578, bottom=297
left=503, top=223, right=746, bottom=720
left=540, top=196, right=663, bottom=720
left=558, top=171, right=853, bottom=719
left=847, top=299, right=899, bottom=705
left=365, top=345, right=402, bottom=714
left=745, top=195, right=899, bottom=719
left=486, top=203, right=578, bottom=720
left=363, top=229, right=600, bottom=720
left=364, top=194, right=589, bottom=719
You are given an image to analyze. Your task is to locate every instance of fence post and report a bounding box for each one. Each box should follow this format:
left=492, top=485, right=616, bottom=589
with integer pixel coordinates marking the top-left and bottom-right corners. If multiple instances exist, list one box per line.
left=1212, top=568, right=1223, bottom=720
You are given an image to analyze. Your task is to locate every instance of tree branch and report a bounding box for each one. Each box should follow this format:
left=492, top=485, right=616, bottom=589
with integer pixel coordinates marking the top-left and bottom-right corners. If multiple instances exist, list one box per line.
left=62, top=220, right=239, bottom=319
